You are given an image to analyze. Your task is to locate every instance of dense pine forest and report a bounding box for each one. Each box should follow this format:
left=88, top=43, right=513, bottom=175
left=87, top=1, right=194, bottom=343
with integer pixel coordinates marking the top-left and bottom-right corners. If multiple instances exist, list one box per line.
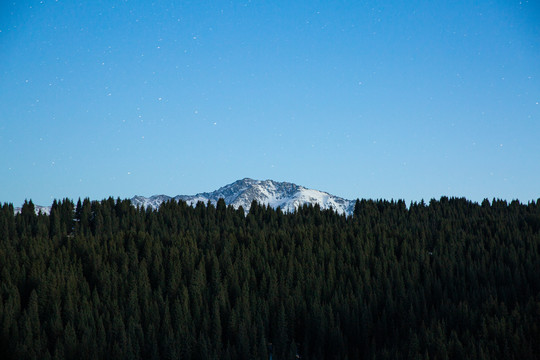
left=1, top=197, right=539, bottom=359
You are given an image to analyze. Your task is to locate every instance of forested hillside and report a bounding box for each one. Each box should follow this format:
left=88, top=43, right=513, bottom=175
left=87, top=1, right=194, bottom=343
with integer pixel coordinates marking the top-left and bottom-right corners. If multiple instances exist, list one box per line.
left=1, top=197, right=539, bottom=359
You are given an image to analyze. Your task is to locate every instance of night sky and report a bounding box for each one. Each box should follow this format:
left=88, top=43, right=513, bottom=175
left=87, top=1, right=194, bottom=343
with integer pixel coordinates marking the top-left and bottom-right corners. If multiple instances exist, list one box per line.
left=1, top=0, right=539, bottom=206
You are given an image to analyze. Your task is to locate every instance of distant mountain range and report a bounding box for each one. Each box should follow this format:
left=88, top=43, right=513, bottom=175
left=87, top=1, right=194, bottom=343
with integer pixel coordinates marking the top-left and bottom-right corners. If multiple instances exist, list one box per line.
left=14, top=178, right=356, bottom=216
left=132, top=178, right=356, bottom=215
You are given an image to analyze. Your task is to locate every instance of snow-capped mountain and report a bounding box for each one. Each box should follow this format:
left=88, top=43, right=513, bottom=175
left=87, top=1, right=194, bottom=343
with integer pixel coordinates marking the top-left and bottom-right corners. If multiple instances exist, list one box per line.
left=131, top=178, right=356, bottom=215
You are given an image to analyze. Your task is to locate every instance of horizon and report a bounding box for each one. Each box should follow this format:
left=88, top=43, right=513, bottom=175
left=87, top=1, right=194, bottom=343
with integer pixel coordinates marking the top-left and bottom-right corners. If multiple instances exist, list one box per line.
left=9, top=176, right=540, bottom=210
left=2, top=1, right=539, bottom=206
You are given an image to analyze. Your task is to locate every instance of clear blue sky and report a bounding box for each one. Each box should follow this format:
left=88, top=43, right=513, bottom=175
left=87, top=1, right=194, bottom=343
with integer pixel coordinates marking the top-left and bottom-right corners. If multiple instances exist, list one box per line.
left=1, top=0, right=539, bottom=206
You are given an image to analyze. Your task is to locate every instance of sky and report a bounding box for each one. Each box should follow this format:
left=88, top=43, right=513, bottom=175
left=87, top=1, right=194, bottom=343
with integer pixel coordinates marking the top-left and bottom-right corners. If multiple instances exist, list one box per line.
left=1, top=0, right=539, bottom=207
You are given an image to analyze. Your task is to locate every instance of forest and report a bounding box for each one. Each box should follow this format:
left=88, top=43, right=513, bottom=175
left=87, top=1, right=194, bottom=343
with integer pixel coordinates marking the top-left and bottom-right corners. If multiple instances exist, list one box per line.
left=0, top=196, right=539, bottom=359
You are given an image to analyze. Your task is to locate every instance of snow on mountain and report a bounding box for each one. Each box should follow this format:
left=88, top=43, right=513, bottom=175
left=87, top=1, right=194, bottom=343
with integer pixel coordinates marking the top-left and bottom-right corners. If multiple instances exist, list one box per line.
left=131, top=178, right=356, bottom=215
left=14, top=205, right=52, bottom=216
left=131, top=195, right=173, bottom=210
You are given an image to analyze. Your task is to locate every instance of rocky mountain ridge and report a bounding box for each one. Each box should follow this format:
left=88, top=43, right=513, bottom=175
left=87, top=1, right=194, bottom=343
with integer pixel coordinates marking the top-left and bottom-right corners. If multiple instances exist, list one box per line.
left=132, top=178, right=355, bottom=215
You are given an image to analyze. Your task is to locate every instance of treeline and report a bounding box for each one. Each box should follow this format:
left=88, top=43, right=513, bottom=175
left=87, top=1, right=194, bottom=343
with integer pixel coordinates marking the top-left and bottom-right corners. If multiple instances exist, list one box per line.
left=0, top=196, right=539, bottom=359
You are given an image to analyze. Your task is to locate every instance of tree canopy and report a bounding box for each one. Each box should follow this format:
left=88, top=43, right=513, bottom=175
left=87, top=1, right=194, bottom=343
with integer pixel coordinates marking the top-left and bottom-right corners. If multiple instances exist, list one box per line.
left=0, top=197, right=539, bottom=359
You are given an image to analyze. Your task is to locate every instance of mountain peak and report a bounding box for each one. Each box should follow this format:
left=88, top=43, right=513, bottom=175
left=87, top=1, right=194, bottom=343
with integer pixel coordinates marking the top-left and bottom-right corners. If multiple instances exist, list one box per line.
left=131, top=179, right=355, bottom=215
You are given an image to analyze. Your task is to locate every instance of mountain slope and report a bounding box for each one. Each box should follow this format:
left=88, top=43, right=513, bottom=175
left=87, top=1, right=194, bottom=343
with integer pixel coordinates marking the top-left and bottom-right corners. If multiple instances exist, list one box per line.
left=14, top=204, right=52, bottom=216
left=131, top=178, right=355, bottom=215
